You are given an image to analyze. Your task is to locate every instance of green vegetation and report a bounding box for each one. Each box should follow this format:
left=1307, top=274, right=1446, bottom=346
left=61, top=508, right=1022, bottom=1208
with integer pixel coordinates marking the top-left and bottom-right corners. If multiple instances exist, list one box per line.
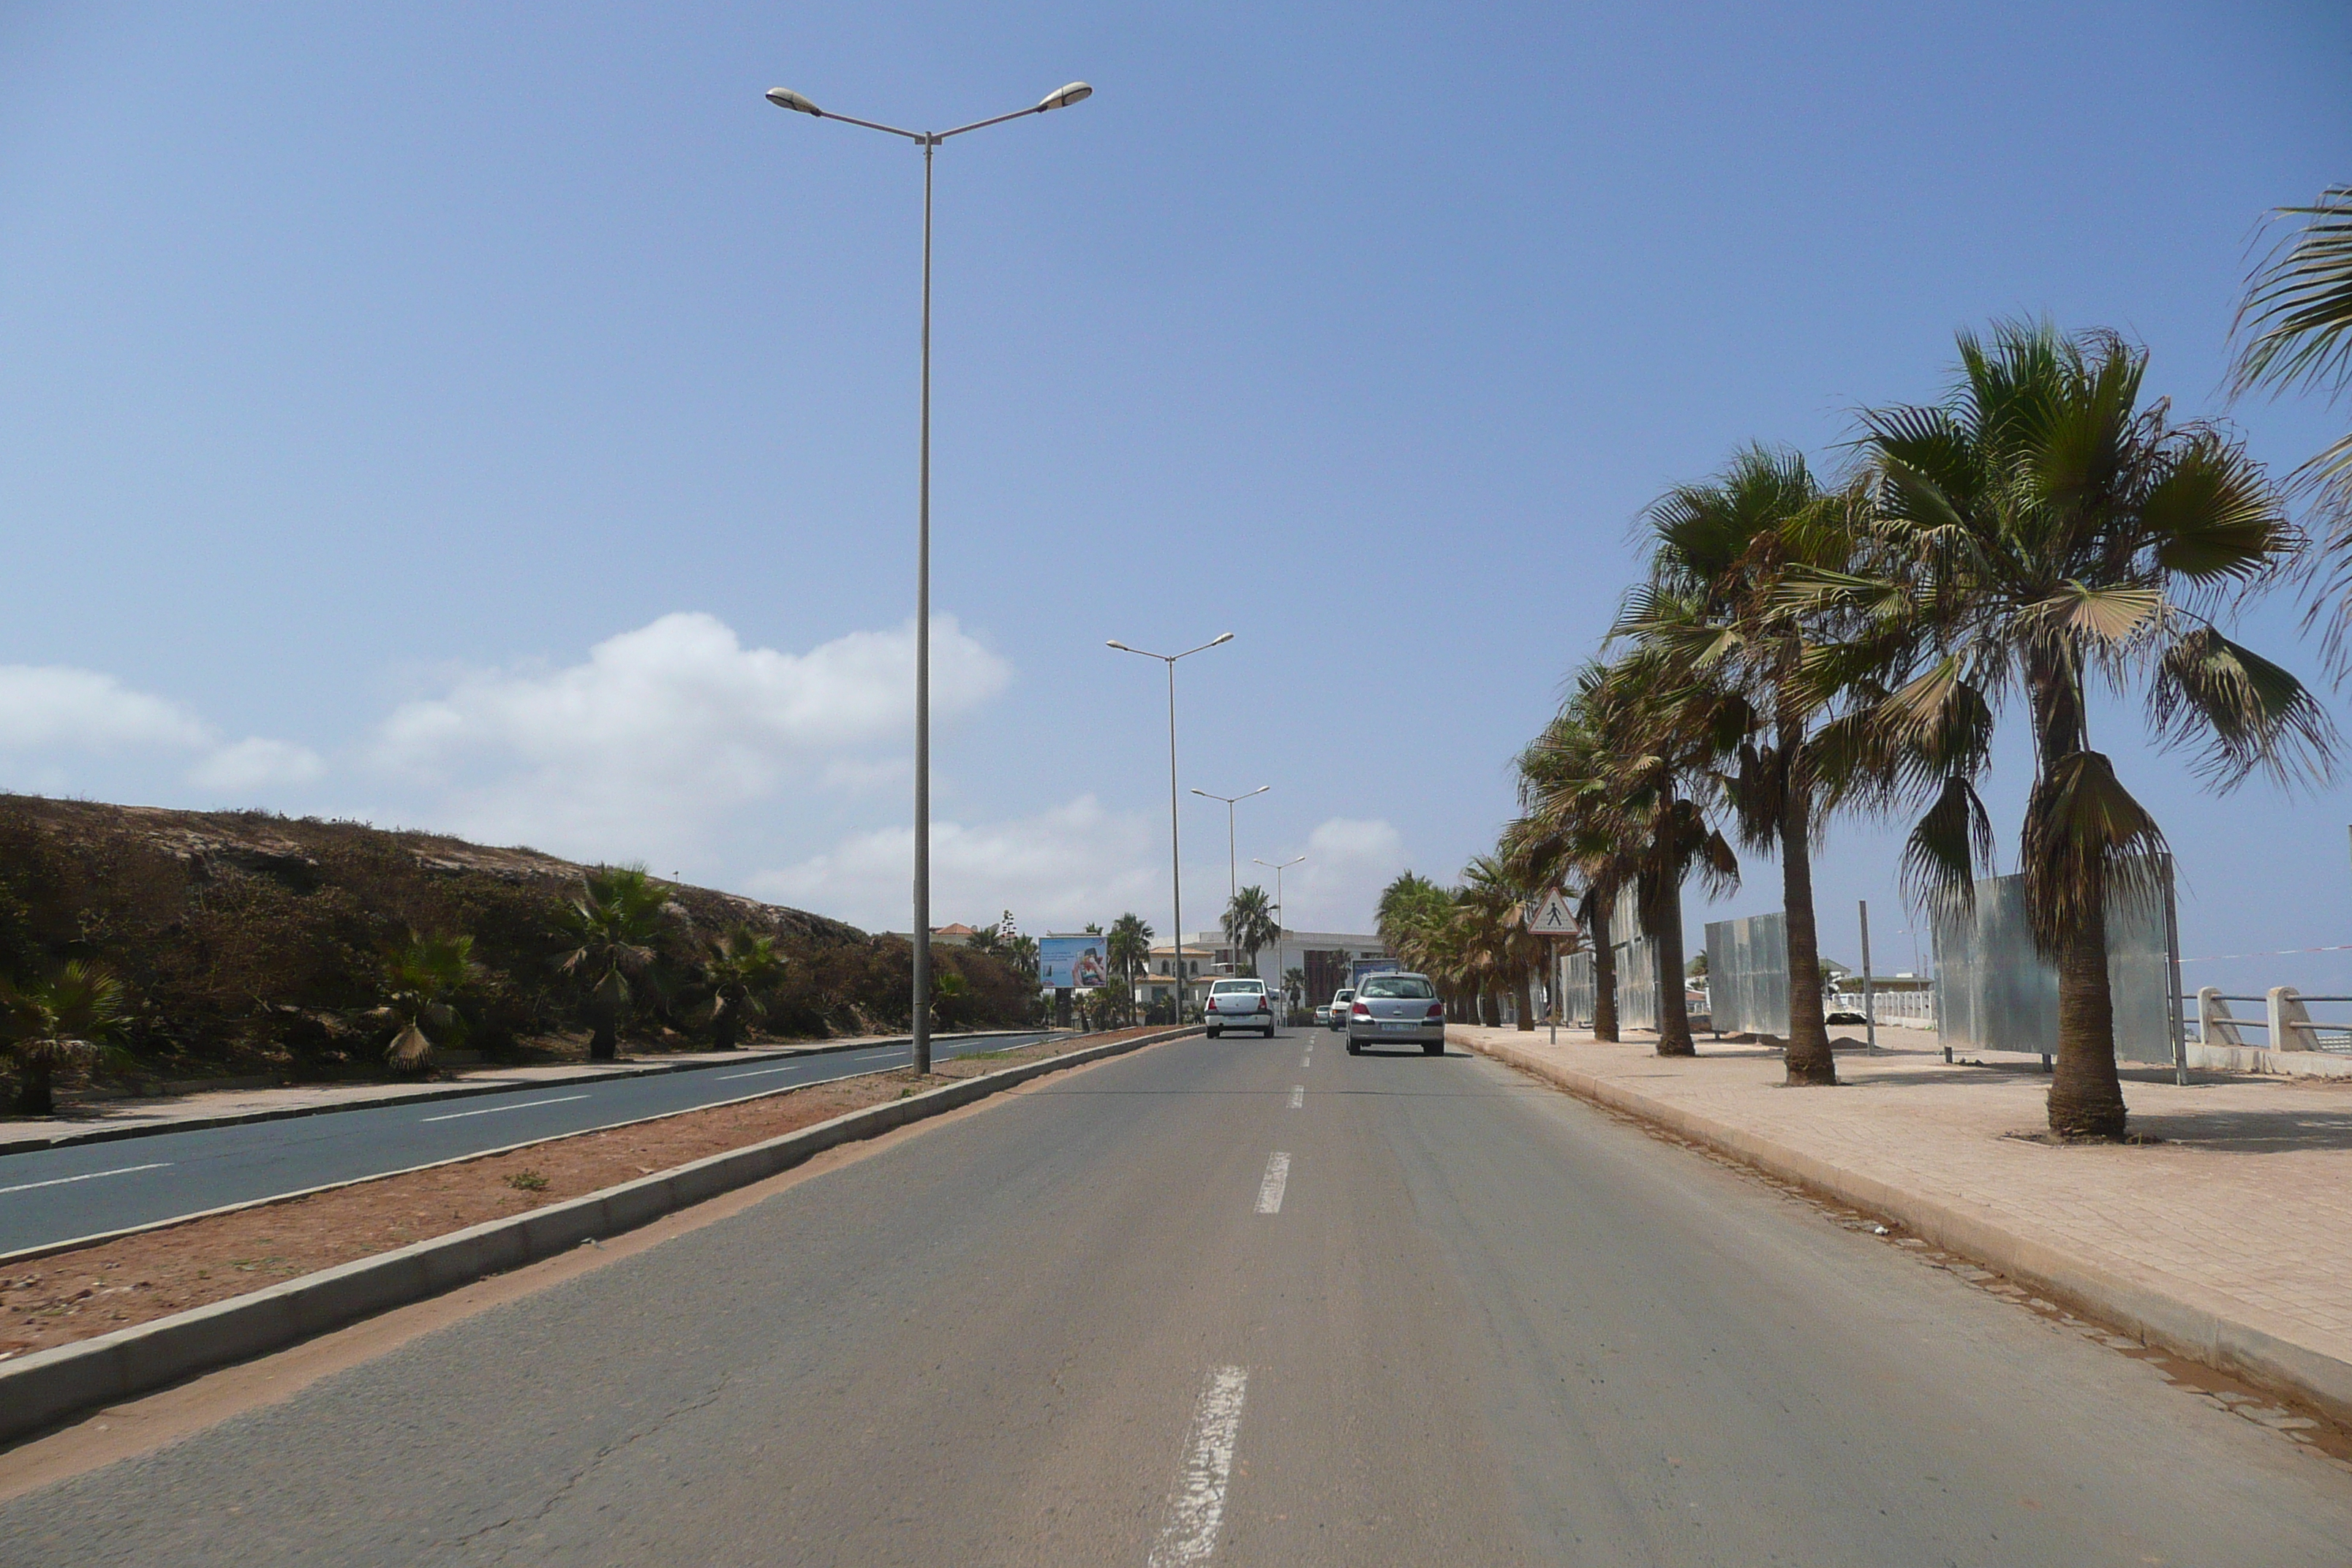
left=373, top=931, right=482, bottom=1074
left=0, top=798, right=1040, bottom=1113
left=702, top=927, right=785, bottom=1052
left=0, top=960, right=127, bottom=1115
left=1221, top=886, right=1278, bottom=978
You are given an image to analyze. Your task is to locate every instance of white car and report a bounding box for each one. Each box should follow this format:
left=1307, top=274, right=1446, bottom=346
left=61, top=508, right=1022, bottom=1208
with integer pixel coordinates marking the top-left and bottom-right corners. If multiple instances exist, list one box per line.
left=1325, top=988, right=1355, bottom=1031
left=1204, top=978, right=1276, bottom=1039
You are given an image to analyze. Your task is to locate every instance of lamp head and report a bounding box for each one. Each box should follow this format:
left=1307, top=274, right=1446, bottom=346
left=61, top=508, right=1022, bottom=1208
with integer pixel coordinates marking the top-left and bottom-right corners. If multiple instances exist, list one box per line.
left=1104, top=640, right=1128, bottom=651
left=765, top=87, right=823, bottom=116
left=1210, top=631, right=1234, bottom=647
left=1037, top=81, right=1093, bottom=111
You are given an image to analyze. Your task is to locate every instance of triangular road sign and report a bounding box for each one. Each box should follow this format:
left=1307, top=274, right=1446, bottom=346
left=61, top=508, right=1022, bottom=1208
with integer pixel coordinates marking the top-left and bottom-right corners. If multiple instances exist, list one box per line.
left=1526, top=893, right=1580, bottom=938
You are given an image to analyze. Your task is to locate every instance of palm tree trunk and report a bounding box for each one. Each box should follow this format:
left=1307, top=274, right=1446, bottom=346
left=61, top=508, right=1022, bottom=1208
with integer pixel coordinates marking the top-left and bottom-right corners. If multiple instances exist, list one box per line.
left=589, top=983, right=619, bottom=1063
left=1592, top=888, right=1620, bottom=1042
left=1515, top=968, right=1535, bottom=1032
left=1654, top=861, right=1695, bottom=1058
left=2050, top=878, right=2129, bottom=1137
left=712, top=998, right=740, bottom=1052
left=2027, top=660, right=2129, bottom=1139
left=1649, top=795, right=1697, bottom=1055
left=1779, top=750, right=1836, bottom=1086
left=12, top=1059, right=55, bottom=1117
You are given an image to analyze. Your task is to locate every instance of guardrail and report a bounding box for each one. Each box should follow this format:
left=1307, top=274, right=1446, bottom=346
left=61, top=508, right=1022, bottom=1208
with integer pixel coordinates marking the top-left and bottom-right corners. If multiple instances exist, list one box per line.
left=2190, top=988, right=2352, bottom=1054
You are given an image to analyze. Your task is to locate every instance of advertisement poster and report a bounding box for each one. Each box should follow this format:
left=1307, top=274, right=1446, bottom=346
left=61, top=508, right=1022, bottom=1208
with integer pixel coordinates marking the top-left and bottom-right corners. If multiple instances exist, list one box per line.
left=1039, top=935, right=1110, bottom=990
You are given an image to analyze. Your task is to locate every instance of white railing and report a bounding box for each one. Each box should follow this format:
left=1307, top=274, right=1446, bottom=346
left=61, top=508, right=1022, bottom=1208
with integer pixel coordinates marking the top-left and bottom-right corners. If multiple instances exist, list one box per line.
left=1827, top=989, right=1935, bottom=1027
left=2193, top=988, right=2352, bottom=1054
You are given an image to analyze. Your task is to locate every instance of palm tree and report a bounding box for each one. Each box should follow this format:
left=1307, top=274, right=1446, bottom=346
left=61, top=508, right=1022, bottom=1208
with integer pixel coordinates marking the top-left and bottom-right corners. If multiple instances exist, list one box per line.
left=1584, top=652, right=1742, bottom=1057
left=0, top=960, right=127, bottom=1116
left=373, top=931, right=482, bottom=1073
left=1621, top=446, right=1888, bottom=1084
left=554, top=864, right=668, bottom=1062
left=1853, top=320, right=2332, bottom=1138
left=704, top=927, right=784, bottom=1050
left=1460, top=855, right=1546, bottom=1030
left=1508, top=685, right=1637, bottom=1041
left=1222, top=886, right=1278, bottom=977
left=1107, top=913, right=1154, bottom=1023
left=2232, top=186, right=2352, bottom=655
left=1281, top=965, right=1308, bottom=1021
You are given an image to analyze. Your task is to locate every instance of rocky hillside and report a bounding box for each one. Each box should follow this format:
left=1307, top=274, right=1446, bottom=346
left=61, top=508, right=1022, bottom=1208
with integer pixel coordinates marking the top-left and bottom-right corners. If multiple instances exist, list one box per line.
left=0, top=796, right=1035, bottom=1089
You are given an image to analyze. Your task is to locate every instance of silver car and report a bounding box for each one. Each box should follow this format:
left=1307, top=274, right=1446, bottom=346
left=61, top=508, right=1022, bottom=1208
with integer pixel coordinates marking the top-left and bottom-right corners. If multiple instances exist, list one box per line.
left=1344, top=972, right=1445, bottom=1055
left=1324, top=988, right=1354, bottom=1031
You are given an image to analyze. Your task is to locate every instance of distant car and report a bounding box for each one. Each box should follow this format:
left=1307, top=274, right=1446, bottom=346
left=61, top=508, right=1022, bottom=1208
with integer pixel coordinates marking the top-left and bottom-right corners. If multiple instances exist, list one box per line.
left=1325, top=988, right=1355, bottom=1031
left=1205, top=977, right=1275, bottom=1039
left=1345, top=972, right=1445, bottom=1055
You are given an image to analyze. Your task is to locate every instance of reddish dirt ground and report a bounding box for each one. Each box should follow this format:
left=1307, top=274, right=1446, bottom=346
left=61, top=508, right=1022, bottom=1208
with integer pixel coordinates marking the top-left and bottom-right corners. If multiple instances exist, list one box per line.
left=0, top=1028, right=1163, bottom=1361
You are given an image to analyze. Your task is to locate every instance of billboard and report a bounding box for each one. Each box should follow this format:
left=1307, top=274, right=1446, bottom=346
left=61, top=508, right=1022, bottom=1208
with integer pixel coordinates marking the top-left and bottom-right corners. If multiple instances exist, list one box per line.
left=1039, top=935, right=1110, bottom=991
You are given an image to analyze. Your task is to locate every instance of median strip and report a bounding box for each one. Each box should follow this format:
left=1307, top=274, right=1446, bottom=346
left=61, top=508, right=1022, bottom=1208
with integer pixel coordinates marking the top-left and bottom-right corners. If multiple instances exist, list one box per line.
left=0, top=1024, right=1200, bottom=1444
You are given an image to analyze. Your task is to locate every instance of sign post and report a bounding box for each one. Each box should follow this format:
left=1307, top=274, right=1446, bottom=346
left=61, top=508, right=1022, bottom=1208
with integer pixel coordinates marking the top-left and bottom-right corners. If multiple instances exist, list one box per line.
left=1526, top=894, right=1582, bottom=1045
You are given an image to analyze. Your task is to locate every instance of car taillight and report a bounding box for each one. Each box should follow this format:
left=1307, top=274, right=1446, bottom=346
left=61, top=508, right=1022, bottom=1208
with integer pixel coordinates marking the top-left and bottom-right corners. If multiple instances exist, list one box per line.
left=1426, top=1003, right=1445, bottom=1020
left=1256, top=998, right=1270, bottom=1013
left=1207, top=999, right=1219, bottom=1013
left=1352, top=1001, right=1370, bottom=1017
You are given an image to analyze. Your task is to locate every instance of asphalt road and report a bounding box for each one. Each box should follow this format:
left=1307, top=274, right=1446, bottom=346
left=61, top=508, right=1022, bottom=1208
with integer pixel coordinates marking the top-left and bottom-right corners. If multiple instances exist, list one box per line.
left=5, top=1027, right=2348, bottom=1564
left=0, top=1032, right=1051, bottom=1256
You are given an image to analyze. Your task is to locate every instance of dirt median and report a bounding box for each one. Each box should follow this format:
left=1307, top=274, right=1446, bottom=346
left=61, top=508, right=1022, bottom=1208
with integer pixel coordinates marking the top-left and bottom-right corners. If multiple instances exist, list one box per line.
left=0, top=1028, right=1160, bottom=1362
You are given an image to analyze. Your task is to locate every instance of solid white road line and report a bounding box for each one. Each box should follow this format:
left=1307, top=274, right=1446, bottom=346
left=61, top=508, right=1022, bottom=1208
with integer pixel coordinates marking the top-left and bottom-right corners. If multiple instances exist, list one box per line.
left=1148, top=1365, right=1250, bottom=1567
left=1288, top=1085, right=1303, bottom=1109
left=0, top=1161, right=172, bottom=1197
left=1255, top=1153, right=1290, bottom=1215
left=715, top=1061, right=816, bottom=1081
left=420, top=1093, right=592, bottom=1123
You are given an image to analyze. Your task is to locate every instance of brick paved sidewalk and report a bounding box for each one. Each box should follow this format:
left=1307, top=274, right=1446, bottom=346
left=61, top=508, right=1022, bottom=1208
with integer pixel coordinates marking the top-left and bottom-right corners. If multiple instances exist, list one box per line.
left=1453, top=1022, right=2352, bottom=1422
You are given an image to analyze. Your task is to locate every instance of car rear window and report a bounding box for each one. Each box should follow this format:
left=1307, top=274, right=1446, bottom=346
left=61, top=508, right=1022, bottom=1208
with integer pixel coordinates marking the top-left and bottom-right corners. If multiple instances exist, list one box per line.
left=1210, top=979, right=1264, bottom=993
left=1360, top=976, right=1435, bottom=999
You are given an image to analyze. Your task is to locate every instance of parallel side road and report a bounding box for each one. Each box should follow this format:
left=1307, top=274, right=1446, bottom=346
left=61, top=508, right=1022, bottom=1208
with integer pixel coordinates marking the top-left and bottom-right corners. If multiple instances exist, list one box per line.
left=0, top=1032, right=1051, bottom=1256
left=4, top=1030, right=2348, bottom=1564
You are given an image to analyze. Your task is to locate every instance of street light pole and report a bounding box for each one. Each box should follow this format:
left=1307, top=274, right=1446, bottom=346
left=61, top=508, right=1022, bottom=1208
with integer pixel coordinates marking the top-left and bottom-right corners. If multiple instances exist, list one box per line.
left=1108, top=635, right=1233, bottom=1023
left=1191, top=785, right=1270, bottom=943
left=1254, top=854, right=1305, bottom=996
left=767, top=80, right=1091, bottom=1075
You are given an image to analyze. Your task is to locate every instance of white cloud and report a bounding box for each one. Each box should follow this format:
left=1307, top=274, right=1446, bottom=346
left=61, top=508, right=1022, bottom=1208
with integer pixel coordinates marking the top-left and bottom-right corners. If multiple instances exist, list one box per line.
left=190, top=737, right=327, bottom=791
left=0, top=664, right=324, bottom=797
left=372, top=612, right=1011, bottom=863
left=760, top=794, right=1161, bottom=933
left=1282, top=817, right=1409, bottom=932
left=0, top=666, right=212, bottom=750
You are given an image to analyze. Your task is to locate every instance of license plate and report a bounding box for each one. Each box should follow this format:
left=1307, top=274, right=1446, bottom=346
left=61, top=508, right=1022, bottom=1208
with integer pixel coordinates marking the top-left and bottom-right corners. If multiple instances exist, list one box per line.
left=1380, top=1020, right=1417, bottom=1031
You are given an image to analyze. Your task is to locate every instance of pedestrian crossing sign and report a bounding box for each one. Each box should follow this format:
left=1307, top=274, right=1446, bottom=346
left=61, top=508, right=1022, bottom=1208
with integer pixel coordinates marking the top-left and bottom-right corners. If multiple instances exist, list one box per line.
left=1526, top=894, right=1579, bottom=938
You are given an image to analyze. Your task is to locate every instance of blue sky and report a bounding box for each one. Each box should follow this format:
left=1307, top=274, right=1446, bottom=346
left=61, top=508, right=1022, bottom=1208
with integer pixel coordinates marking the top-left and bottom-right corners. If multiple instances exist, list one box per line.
left=2, top=2, right=2348, bottom=990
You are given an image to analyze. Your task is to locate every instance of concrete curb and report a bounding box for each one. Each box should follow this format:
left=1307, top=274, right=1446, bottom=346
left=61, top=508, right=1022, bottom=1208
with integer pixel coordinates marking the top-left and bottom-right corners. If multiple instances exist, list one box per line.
left=0, top=1025, right=1198, bottom=1447
left=1468, top=1034, right=2352, bottom=1432
left=0, top=1030, right=1055, bottom=1155
left=0, top=1030, right=1064, bottom=1270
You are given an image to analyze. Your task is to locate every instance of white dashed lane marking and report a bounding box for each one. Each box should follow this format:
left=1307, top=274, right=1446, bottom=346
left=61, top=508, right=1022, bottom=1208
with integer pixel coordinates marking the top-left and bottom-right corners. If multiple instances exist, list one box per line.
left=1148, top=1366, right=1249, bottom=1567
left=420, top=1094, right=591, bottom=1123
left=1289, top=1085, right=1303, bottom=1109
left=1255, top=1153, right=1290, bottom=1215
left=0, top=1161, right=172, bottom=1197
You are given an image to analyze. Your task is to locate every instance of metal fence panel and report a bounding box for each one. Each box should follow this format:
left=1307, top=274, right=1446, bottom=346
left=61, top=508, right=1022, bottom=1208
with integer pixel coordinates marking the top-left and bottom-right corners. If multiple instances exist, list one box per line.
left=1705, top=912, right=1790, bottom=1038
left=1931, top=864, right=2177, bottom=1065
left=1561, top=949, right=1595, bottom=1027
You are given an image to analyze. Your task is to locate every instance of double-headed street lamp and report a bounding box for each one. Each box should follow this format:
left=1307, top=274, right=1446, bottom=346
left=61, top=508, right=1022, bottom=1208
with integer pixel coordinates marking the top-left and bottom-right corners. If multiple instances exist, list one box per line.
left=766, top=79, right=1092, bottom=1074
left=1254, top=854, right=1305, bottom=995
left=1191, top=785, right=1270, bottom=915
left=1108, top=634, right=1233, bottom=1019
